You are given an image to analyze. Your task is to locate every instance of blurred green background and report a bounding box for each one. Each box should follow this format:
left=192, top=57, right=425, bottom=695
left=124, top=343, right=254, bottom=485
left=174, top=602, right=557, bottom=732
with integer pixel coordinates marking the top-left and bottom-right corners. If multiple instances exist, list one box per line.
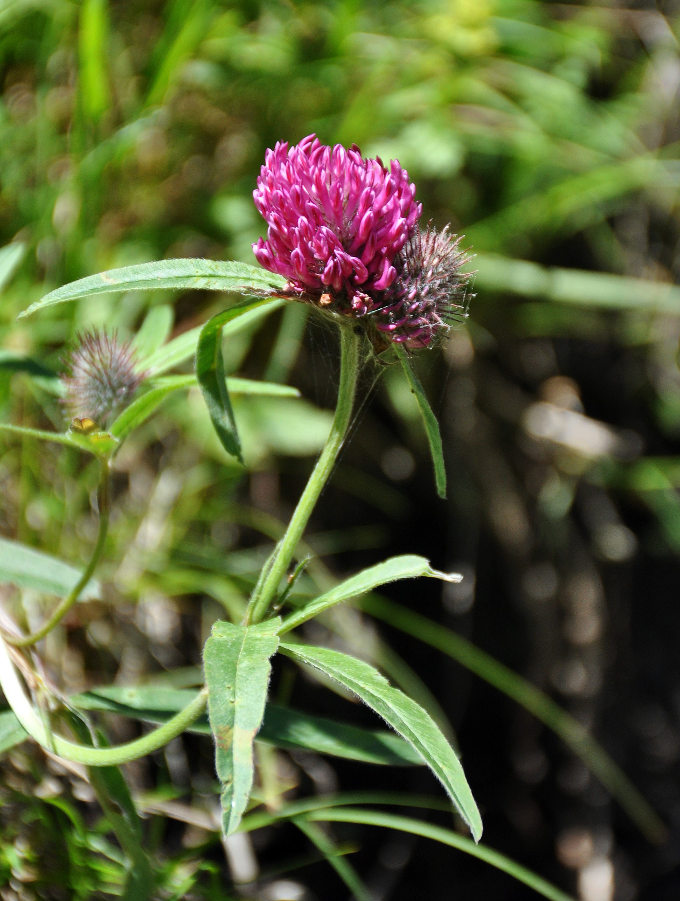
left=1, top=1, right=680, bottom=898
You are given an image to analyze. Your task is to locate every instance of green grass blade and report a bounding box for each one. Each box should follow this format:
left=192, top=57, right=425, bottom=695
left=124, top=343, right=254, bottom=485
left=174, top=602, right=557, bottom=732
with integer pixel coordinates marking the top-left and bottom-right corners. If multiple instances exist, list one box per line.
left=145, top=0, right=212, bottom=107
left=361, top=595, right=667, bottom=844
left=281, top=642, right=482, bottom=841
left=204, top=618, right=280, bottom=835
left=294, top=818, right=373, bottom=901
left=239, top=792, right=451, bottom=833
left=78, top=0, right=111, bottom=122
left=305, top=808, right=576, bottom=901
left=19, top=260, right=285, bottom=318
left=394, top=346, right=447, bottom=499
left=279, top=554, right=460, bottom=634
left=475, top=254, right=680, bottom=313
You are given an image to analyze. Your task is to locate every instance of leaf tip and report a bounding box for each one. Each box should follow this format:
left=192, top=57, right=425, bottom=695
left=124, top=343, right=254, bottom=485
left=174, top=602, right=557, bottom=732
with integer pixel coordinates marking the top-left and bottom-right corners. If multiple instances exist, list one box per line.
left=428, top=568, right=463, bottom=584
left=471, top=818, right=483, bottom=844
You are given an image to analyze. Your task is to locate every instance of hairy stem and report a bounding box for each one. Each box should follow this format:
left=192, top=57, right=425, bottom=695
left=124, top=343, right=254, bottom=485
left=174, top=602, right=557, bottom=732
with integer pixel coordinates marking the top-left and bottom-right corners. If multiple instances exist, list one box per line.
left=246, top=325, right=360, bottom=624
left=0, top=632, right=208, bottom=766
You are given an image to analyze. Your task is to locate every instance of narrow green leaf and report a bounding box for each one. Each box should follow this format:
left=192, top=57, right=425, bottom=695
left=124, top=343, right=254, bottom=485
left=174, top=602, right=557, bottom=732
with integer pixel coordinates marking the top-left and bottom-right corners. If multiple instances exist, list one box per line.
left=475, top=253, right=680, bottom=313
left=78, top=0, right=111, bottom=122
left=0, top=422, right=118, bottom=459
left=19, top=259, right=285, bottom=318
left=394, top=346, right=447, bottom=499
left=145, top=0, right=212, bottom=107
left=73, top=686, right=421, bottom=766
left=294, top=818, right=373, bottom=901
left=228, top=378, right=300, bottom=399
left=306, top=809, right=576, bottom=901
left=279, top=554, right=461, bottom=634
left=281, top=642, right=482, bottom=841
left=204, top=618, right=280, bottom=835
left=0, top=537, right=101, bottom=600
left=196, top=298, right=278, bottom=463
left=0, top=242, right=25, bottom=291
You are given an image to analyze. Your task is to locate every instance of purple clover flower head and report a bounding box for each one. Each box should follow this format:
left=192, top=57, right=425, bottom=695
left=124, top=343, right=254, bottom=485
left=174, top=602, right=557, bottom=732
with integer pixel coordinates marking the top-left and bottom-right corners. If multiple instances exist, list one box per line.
left=372, top=224, right=473, bottom=350
left=61, top=330, right=145, bottom=427
left=253, top=134, right=422, bottom=307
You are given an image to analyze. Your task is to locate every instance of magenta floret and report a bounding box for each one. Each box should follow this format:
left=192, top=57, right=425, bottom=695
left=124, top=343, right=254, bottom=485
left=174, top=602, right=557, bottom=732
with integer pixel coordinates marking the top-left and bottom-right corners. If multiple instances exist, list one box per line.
left=253, top=134, right=421, bottom=301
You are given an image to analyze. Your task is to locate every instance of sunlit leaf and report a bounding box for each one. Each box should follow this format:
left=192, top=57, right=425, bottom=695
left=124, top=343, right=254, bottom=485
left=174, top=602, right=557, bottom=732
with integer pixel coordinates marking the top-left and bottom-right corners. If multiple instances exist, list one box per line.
left=20, top=259, right=285, bottom=318
left=204, top=618, right=280, bottom=835
left=281, top=642, right=482, bottom=841
left=279, top=554, right=460, bottom=634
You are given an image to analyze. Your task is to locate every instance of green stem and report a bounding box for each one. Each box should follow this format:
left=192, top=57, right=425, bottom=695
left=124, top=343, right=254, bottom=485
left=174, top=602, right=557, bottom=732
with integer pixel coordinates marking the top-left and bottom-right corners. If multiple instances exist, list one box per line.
left=247, top=325, right=360, bottom=624
left=5, top=462, right=111, bottom=647
left=0, top=632, right=207, bottom=766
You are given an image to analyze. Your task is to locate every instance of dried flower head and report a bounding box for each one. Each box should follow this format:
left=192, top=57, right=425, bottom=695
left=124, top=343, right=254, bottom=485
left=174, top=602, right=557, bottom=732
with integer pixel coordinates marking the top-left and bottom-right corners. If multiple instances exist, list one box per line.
left=371, top=224, right=473, bottom=350
left=61, top=330, right=144, bottom=427
left=253, top=134, right=421, bottom=313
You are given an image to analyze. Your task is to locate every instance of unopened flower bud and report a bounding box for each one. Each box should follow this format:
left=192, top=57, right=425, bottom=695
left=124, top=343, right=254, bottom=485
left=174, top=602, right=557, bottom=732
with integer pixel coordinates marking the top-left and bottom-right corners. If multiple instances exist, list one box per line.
left=61, top=330, right=144, bottom=428
left=372, top=224, right=473, bottom=349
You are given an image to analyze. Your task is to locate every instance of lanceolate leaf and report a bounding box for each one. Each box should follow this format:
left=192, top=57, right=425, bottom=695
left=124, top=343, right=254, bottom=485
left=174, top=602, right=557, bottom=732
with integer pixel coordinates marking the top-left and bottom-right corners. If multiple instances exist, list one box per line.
left=0, top=537, right=101, bottom=600
left=20, top=259, right=286, bottom=318
left=279, top=554, right=461, bottom=634
left=196, top=298, right=280, bottom=463
left=204, top=618, right=280, bottom=835
left=394, top=346, right=447, bottom=499
left=281, top=642, right=482, bottom=842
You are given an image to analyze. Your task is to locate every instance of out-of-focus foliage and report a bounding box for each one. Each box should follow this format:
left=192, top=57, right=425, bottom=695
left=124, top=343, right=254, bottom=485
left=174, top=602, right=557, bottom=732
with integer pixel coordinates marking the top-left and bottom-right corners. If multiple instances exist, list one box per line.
left=1, top=0, right=680, bottom=898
